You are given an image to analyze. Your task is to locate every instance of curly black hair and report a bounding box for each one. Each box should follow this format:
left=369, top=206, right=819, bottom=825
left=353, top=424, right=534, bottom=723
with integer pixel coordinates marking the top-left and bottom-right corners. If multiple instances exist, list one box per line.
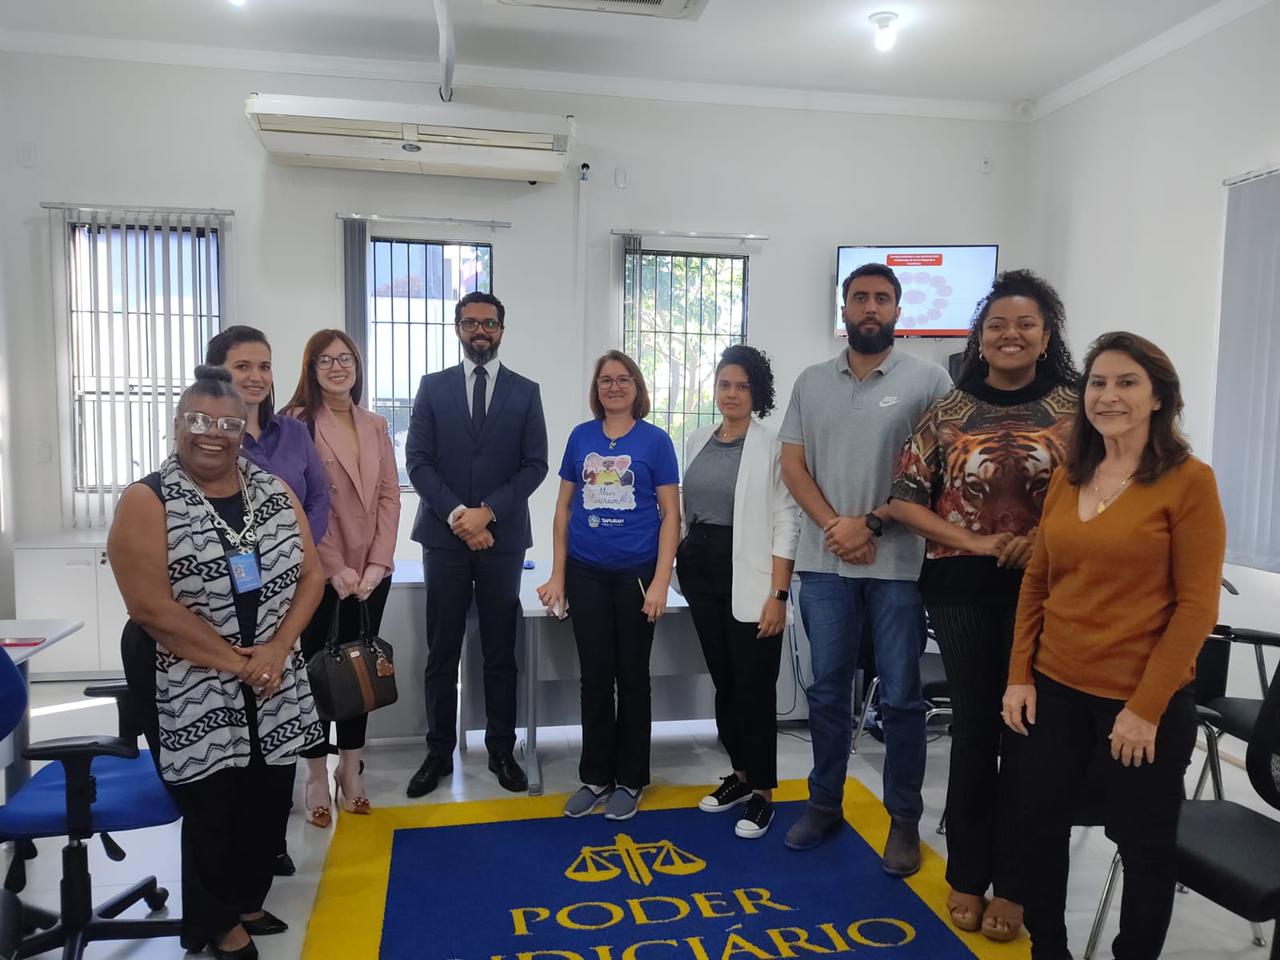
left=955, top=269, right=1079, bottom=387
left=717, top=344, right=776, bottom=418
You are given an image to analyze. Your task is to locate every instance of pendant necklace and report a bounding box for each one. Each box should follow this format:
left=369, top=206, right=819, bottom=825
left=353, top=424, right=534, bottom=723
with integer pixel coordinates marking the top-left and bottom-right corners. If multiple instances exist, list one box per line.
left=1092, top=471, right=1135, bottom=515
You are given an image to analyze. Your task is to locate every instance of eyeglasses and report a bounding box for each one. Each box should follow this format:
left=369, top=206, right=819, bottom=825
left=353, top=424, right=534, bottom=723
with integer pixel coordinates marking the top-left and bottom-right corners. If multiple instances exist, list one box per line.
left=458, top=318, right=503, bottom=333
left=597, top=376, right=636, bottom=390
left=182, top=411, right=247, bottom=436
left=315, top=353, right=356, bottom=370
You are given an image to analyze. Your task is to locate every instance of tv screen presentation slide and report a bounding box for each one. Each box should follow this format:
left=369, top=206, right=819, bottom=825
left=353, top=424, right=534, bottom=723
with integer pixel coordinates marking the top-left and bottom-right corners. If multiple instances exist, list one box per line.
left=835, top=244, right=999, bottom=338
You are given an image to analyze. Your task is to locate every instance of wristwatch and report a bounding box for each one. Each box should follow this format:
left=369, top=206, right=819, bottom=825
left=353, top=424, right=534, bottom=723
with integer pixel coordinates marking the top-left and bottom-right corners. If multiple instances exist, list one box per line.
left=771, top=588, right=789, bottom=602
left=864, top=512, right=885, bottom=538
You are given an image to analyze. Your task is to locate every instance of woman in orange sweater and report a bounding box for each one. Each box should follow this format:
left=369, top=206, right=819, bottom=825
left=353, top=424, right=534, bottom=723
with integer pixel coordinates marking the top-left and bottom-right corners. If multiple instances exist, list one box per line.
left=1002, top=332, right=1226, bottom=960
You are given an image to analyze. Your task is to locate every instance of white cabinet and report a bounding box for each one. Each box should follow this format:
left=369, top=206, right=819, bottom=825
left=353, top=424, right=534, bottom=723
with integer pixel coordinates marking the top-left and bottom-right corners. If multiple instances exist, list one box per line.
left=13, top=536, right=128, bottom=677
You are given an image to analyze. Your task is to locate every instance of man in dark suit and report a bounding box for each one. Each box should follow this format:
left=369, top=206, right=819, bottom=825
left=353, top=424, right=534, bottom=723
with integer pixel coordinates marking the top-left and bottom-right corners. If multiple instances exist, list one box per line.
left=404, top=291, right=549, bottom=796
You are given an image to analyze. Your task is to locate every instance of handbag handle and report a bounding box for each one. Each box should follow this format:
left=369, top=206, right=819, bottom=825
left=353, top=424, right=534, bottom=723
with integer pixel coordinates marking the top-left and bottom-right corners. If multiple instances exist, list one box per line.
left=325, top=596, right=377, bottom=656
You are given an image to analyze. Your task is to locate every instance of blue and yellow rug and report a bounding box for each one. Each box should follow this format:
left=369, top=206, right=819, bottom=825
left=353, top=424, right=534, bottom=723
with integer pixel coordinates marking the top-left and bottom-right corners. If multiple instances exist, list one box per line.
left=304, top=778, right=1028, bottom=960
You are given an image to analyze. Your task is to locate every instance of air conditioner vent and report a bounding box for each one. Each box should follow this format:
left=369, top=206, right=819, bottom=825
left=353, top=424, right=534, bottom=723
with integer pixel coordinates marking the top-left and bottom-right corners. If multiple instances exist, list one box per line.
left=492, top=0, right=707, bottom=20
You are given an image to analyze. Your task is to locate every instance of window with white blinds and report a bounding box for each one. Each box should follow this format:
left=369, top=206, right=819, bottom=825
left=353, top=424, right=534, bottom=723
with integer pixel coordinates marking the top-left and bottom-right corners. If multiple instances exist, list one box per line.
left=49, top=206, right=228, bottom=526
left=1212, top=170, right=1280, bottom=572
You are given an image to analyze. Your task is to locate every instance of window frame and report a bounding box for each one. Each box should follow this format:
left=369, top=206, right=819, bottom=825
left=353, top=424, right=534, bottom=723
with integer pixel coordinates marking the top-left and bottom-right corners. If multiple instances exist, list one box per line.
left=620, top=246, right=750, bottom=470
left=362, top=233, right=495, bottom=489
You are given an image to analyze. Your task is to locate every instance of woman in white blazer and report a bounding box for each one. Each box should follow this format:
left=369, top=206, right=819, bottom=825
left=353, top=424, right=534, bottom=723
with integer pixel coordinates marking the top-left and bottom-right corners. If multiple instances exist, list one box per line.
left=676, top=345, right=799, bottom=840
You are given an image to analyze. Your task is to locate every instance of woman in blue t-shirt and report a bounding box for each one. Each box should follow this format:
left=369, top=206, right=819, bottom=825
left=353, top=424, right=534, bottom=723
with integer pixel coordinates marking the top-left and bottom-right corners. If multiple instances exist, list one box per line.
left=537, top=350, right=681, bottom=822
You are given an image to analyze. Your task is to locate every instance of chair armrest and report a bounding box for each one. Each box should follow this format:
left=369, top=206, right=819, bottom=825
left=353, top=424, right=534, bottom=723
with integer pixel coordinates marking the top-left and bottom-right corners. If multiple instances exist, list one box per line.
left=1226, top=628, right=1280, bottom=649
left=22, top=735, right=138, bottom=763
left=81, top=680, right=144, bottom=742
left=83, top=680, right=130, bottom=699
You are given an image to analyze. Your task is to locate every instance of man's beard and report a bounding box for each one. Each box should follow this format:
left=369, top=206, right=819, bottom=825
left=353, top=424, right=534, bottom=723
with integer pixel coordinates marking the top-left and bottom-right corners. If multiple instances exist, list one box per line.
left=845, top=321, right=896, bottom=354
left=462, top=338, right=499, bottom=365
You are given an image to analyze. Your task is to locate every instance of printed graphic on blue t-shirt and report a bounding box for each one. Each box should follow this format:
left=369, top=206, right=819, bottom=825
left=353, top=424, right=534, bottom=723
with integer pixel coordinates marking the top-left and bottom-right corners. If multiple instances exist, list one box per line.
left=558, top=420, right=679, bottom=571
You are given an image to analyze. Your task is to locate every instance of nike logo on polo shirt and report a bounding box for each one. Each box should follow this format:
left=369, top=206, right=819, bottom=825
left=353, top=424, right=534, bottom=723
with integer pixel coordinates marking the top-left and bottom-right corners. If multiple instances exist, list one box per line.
left=879, top=396, right=900, bottom=407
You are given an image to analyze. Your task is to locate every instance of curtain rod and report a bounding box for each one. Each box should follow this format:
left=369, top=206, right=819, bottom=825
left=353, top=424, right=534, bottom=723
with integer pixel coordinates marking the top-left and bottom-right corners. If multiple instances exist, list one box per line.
left=336, top=213, right=511, bottom=229
left=1224, top=163, right=1279, bottom=187
left=40, top=202, right=234, bottom=216
left=612, top=228, right=769, bottom=241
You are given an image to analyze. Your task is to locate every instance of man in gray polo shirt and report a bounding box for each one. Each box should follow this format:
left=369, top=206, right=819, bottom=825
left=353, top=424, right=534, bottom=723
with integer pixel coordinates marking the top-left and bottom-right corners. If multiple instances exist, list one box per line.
left=779, top=262, right=951, bottom=875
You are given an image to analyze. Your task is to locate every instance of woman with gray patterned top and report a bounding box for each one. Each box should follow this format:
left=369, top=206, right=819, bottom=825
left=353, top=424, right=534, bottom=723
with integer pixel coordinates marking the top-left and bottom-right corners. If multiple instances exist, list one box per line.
left=109, top=365, right=324, bottom=960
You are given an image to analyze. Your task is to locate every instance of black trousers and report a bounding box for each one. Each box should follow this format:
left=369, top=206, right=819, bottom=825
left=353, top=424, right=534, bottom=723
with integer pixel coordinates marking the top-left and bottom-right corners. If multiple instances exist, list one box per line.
left=677, top=524, right=782, bottom=790
left=565, top=558, right=657, bottom=790
left=926, top=602, right=1020, bottom=899
left=298, top=577, right=392, bottom=758
left=121, top=626, right=293, bottom=944
left=423, top=547, right=523, bottom=756
left=1018, top=672, right=1197, bottom=960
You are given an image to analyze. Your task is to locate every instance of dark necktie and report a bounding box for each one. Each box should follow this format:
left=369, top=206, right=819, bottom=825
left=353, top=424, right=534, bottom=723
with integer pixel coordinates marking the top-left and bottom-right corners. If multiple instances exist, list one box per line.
left=472, top=365, right=487, bottom=435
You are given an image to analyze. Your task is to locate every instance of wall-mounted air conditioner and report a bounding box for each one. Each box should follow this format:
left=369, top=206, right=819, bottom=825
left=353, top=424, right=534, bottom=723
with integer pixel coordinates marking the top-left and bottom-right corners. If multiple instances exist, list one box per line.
left=244, top=94, right=574, bottom=183
left=491, top=0, right=707, bottom=19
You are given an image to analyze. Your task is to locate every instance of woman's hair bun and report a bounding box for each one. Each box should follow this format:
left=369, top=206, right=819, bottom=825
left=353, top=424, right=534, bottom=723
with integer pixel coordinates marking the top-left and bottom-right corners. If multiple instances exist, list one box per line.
left=193, top=364, right=233, bottom=384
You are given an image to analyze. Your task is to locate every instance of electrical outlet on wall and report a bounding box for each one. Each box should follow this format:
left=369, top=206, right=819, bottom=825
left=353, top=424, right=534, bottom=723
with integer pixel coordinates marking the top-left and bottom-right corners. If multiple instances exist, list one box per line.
left=16, top=145, right=34, bottom=169
left=980, top=157, right=992, bottom=175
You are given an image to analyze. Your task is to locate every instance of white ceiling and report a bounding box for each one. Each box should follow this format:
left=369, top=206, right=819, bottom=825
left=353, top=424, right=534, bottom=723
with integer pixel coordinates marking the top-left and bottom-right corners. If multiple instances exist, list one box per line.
left=0, top=0, right=1263, bottom=109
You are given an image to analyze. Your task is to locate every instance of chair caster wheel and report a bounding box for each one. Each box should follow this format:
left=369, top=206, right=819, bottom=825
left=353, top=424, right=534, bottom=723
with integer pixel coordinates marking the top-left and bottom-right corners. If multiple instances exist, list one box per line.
left=144, top=887, right=169, bottom=911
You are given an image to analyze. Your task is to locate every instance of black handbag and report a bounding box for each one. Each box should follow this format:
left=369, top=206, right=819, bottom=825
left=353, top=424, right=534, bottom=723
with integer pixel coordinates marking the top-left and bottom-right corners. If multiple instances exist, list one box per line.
left=306, top=600, right=398, bottom=722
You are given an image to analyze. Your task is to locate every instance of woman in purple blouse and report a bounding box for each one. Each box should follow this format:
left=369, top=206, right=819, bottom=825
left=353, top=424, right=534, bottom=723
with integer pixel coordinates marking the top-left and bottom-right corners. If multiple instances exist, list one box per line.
left=205, top=325, right=330, bottom=881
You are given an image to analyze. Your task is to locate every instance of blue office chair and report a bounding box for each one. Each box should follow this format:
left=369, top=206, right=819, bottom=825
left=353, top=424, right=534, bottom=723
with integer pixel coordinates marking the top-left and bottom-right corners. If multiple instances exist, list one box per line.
left=0, top=647, right=183, bottom=958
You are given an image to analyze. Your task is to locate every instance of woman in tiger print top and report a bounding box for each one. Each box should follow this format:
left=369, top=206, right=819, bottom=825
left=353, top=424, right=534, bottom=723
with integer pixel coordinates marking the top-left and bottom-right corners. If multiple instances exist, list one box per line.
left=888, top=270, right=1078, bottom=943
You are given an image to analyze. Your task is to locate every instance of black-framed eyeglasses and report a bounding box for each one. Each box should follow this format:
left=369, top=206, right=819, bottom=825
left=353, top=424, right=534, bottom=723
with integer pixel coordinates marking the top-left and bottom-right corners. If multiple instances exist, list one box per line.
left=315, top=353, right=356, bottom=370
left=458, top=318, right=503, bottom=333
left=181, top=411, right=247, bottom=436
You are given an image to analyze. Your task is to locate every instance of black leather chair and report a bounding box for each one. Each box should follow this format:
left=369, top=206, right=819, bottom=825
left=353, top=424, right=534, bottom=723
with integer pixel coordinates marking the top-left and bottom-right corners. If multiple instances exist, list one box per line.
left=1085, top=659, right=1280, bottom=959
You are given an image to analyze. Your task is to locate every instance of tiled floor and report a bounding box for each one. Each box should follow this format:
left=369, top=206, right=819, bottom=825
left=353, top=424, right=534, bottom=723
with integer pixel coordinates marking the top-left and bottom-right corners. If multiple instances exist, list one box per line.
left=5, top=682, right=1276, bottom=959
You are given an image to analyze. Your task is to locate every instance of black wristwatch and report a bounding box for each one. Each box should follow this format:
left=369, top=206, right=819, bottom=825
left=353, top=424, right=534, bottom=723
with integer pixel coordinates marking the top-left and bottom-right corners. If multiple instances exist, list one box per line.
left=864, top=512, right=885, bottom=538
left=771, top=588, right=789, bottom=602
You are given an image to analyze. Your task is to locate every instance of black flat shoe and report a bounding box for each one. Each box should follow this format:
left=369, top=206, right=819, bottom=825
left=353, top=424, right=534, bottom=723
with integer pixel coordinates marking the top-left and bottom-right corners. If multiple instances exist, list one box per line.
left=406, top=754, right=453, bottom=798
left=488, top=752, right=529, bottom=792
left=241, top=911, right=288, bottom=936
left=208, top=938, right=258, bottom=960
left=271, top=852, right=296, bottom=877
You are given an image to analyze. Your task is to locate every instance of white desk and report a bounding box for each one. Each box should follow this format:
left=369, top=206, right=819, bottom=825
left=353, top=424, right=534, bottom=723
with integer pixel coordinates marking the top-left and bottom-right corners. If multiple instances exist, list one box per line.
left=1, top=619, right=84, bottom=795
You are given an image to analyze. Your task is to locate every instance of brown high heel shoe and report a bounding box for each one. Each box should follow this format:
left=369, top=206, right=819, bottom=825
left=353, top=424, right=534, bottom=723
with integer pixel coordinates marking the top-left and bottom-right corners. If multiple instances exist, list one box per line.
left=304, top=778, right=332, bottom=828
left=335, top=771, right=371, bottom=815
left=980, top=897, right=1024, bottom=942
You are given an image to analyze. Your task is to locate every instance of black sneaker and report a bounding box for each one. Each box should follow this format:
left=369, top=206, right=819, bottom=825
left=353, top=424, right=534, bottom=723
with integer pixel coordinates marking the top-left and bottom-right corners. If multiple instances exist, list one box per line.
left=698, top=775, right=753, bottom=813
left=735, top=794, right=774, bottom=839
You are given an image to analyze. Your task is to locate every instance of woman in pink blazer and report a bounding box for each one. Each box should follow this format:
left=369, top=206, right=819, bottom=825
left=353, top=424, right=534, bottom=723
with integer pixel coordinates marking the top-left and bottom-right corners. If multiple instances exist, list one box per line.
left=283, top=329, right=401, bottom=825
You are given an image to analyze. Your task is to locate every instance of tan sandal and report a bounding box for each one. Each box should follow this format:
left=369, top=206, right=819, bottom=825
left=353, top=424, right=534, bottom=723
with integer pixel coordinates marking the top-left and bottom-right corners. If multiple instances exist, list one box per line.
left=981, top=897, right=1024, bottom=942
left=335, top=772, right=371, bottom=815
left=946, top=891, right=987, bottom=933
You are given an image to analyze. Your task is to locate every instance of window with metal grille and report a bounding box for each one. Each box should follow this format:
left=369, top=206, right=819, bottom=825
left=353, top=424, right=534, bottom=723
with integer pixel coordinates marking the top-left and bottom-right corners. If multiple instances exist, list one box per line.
left=55, top=208, right=225, bottom=525
left=622, top=249, right=748, bottom=469
left=366, top=237, right=492, bottom=484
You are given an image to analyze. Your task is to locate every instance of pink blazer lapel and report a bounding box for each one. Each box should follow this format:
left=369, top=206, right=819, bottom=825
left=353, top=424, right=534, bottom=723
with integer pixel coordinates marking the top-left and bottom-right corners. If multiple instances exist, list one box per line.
left=316, top=405, right=362, bottom=502
left=353, top=406, right=382, bottom=513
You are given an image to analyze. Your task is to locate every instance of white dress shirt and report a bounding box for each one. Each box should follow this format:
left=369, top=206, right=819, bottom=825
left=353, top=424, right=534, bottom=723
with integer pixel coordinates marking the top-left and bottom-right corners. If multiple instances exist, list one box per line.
left=462, top=356, right=502, bottom=416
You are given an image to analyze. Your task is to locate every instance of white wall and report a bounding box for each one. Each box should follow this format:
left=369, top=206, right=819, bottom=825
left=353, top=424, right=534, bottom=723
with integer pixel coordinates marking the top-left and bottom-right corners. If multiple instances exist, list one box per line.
left=1026, top=0, right=1280, bottom=690
left=0, top=51, right=1030, bottom=616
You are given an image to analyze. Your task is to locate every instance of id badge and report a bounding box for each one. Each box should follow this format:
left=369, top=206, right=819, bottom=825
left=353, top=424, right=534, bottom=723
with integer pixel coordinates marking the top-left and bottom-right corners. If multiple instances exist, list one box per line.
left=227, top=549, right=263, bottom=593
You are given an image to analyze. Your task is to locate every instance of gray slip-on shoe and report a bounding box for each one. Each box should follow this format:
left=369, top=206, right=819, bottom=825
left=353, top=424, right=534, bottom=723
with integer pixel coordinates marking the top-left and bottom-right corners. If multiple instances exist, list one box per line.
left=564, top=785, right=613, bottom=818
left=603, top=786, right=642, bottom=821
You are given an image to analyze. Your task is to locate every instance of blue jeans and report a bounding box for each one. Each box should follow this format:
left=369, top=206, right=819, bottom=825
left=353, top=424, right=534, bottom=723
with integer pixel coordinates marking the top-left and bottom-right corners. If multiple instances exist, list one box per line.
left=798, top=573, right=927, bottom=820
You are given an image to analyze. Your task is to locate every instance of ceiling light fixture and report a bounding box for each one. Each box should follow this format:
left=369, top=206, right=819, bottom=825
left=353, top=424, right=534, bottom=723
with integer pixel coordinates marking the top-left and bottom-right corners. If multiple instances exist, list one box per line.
left=228, top=0, right=247, bottom=6
left=868, top=11, right=898, bottom=52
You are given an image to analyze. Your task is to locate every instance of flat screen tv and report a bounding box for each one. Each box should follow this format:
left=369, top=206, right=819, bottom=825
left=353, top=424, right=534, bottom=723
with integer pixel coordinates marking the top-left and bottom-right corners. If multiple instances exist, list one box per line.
left=834, top=244, right=999, bottom=338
